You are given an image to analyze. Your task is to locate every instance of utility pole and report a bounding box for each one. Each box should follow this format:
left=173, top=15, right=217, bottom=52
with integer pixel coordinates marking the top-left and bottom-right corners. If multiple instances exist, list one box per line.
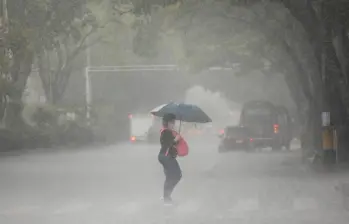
left=85, top=51, right=91, bottom=120
left=84, top=2, right=92, bottom=121
left=320, top=1, right=337, bottom=166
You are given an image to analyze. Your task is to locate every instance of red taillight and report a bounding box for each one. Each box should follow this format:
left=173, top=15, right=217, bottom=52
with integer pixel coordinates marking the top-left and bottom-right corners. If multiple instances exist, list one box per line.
left=250, top=138, right=254, bottom=142
left=130, top=136, right=136, bottom=142
left=219, top=129, right=225, bottom=135
left=128, top=114, right=133, bottom=119
left=273, top=124, right=279, bottom=133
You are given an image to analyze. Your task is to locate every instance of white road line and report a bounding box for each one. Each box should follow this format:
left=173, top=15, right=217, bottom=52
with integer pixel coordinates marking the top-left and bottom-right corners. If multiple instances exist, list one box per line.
left=293, top=197, right=318, bottom=210
left=0, top=205, right=41, bottom=216
left=53, top=202, right=93, bottom=215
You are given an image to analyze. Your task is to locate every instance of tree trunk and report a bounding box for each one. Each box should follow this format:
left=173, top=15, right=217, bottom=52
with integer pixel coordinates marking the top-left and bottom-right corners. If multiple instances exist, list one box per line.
left=37, top=50, right=52, bottom=103
left=5, top=50, right=33, bottom=129
left=50, top=66, right=72, bottom=104
left=37, top=46, right=75, bottom=105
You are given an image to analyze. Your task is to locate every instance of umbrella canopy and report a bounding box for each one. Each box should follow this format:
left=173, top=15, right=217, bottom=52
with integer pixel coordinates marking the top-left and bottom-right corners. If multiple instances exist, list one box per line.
left=150, top=103, right=212, bottom=123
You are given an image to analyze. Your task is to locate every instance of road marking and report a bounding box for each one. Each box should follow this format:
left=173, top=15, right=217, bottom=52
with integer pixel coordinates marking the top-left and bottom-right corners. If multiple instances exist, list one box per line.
left=0, top=205, right=41, bottom=216
left=53, top=202, right=93, bottom=215
left=293, top=197, right=318, bottom=210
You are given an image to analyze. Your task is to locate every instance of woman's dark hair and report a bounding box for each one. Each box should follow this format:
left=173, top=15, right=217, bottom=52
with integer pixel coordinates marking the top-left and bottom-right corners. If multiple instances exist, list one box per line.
left=162, top=113, right=176, bottom=127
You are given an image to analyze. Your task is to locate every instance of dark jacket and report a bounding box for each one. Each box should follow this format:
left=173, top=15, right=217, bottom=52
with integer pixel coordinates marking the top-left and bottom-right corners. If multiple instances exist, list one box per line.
left=159, top=129, right=177, bottom=157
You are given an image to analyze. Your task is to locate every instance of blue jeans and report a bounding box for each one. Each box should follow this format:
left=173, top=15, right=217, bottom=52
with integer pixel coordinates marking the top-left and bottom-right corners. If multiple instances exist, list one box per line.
left=158, top=153, right=182, bottom=199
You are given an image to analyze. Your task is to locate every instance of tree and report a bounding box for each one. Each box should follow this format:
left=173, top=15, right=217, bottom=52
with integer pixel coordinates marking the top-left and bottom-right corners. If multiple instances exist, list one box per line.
left=34, top=0, right=106, bottom=104
left=2, top=0, right=37, bottom=128
left=0, top=0, right=10, bottom=123
left=110, top=0, right=324, bottom=152
left=99, top=0, right=349, bottom=161
left=130, top=1, right=313, bottom=106
left=0, top=0, right=106, bottom=128
left=228, top=0, right=349, bottom=159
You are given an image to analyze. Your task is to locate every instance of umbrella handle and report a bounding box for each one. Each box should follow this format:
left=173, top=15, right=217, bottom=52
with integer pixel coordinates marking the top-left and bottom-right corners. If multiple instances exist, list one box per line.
left=178, top=104, right=182, bottom=133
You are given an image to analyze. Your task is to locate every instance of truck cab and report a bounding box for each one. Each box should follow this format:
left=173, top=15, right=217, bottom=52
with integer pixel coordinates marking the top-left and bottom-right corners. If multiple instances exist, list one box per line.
left=240, top=101, right=291, bottom=150
left=128, top=113, right=153, bottom=143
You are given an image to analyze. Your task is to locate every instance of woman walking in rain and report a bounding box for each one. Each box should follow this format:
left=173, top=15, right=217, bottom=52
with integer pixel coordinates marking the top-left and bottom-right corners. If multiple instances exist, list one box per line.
left=158, top=113, right=182, bottom=205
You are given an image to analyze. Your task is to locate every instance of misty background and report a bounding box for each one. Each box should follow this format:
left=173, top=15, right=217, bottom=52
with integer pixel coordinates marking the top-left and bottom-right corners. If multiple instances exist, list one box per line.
left=2, top=1, right=349, bottom=224
left=17, top=0, right=297, bottom=146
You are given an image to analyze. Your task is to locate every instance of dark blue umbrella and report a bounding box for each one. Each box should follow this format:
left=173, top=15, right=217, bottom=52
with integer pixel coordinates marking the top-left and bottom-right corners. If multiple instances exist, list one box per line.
left=150, top=102, right=212, bottom=123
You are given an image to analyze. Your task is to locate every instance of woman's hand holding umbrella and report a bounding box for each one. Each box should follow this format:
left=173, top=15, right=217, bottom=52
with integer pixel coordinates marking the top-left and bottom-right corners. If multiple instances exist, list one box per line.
left=174, top=135, right=181, bottom=142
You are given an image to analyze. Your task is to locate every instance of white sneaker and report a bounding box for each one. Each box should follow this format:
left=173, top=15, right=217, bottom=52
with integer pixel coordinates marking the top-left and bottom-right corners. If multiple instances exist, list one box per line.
left=164, top=201, right=174, bottom=206
left=163, top=197, right=176, bottom=206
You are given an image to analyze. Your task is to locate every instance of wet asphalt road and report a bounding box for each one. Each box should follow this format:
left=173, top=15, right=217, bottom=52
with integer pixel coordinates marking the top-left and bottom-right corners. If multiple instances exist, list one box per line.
left=0, top=137, right=348, bottom=224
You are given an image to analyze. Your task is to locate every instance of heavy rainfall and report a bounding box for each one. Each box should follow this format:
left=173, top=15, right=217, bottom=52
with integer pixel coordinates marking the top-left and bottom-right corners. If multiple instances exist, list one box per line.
left=0, top=0, right=349, bottom=223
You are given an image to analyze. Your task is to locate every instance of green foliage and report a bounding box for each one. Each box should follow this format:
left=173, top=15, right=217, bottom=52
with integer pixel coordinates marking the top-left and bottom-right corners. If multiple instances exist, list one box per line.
left=111, top=0, right=181, bottom=15
left=133, top=23, right=159, bottom=57
left=31, top=107, right=57, bottom=129
left=109, top=0, right=313, bottom=122
left=15, top=0, right=98, bottom=50
left=29, top=105, right=94, bottom=146
left=32, top=0, right=108, bottom=104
